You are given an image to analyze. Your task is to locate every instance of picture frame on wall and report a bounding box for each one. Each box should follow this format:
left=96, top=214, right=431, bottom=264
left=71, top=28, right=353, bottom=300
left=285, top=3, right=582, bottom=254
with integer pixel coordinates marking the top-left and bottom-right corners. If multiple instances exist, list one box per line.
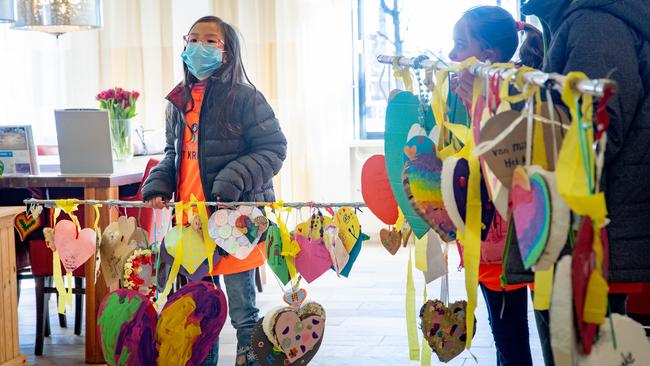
left=0, top=125, right=39, bottom=175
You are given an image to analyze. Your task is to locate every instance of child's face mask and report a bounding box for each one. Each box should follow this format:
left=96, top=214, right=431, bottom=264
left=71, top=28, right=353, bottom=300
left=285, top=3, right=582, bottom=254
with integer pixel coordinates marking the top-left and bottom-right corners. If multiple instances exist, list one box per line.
left=182, top=43, right=223, bottom=81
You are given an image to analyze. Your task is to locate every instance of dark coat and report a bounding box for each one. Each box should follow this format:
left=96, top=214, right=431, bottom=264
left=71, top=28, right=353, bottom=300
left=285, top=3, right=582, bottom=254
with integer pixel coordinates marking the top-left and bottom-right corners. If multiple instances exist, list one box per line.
left=524, top=0, right=650, bottom=282
left=141, top=74, right=287, bottom=204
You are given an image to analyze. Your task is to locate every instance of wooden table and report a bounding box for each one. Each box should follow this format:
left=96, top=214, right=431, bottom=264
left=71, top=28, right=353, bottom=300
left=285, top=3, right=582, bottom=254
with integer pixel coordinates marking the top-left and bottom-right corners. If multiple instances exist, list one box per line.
left=0, top=207, right=28, bottom=366
left=0, top=155, right=160, bottom=364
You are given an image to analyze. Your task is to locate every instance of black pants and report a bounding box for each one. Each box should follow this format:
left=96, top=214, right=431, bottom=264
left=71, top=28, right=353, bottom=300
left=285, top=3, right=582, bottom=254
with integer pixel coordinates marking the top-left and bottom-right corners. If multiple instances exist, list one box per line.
left=480, top=284, right=533, bottom=366
left=533, top=293, right=627, bottom=366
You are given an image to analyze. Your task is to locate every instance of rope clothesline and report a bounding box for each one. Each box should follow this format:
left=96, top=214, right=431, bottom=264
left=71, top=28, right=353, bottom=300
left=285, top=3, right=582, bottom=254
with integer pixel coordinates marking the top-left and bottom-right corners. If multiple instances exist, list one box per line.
left=376, top=54, right=618, bottom=97
left=22, top=198, right=367, bottom=209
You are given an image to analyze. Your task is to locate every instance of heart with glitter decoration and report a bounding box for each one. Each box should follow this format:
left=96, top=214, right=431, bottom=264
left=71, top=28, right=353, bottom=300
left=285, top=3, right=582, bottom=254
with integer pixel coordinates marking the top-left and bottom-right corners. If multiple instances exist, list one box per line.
left=253, top=302, right=326, bottom=365
left=403, top=152, right=457, bottom=242
left=207, top=206, right=269, bottom=260
left=97, top=282, right=227, bottom=366
left=420, top=300, right=475, bottom=363
left=441, top=156, right=496, bottom=241
left=511, top=166, right=551, bottom=269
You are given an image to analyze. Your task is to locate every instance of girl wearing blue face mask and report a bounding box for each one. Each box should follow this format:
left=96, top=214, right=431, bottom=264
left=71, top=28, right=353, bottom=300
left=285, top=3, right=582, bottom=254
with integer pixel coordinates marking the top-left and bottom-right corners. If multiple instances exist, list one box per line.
left=142, top=16, right=287, bottom=366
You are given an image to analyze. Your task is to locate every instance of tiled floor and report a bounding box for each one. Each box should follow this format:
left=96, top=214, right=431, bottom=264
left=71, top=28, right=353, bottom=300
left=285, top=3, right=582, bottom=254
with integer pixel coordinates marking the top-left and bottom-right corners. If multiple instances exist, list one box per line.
left=17, top=242, right=544, bottom=365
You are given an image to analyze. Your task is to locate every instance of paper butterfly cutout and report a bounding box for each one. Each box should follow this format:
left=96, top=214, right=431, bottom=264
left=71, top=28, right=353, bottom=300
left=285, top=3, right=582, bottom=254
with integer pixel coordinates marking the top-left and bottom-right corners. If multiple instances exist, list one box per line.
left=54, top=219, right=96, bottom=273
left=441, top=156, right=495, bottom=241
left=97, top=282, right=227, bottom=366
left=420, top=299, right=475, bottom=363
left=511, top=166, right=551, bottom=269
left=253, top=302, right=326, bottom=365
left=207, top=206, right=269, bottom=260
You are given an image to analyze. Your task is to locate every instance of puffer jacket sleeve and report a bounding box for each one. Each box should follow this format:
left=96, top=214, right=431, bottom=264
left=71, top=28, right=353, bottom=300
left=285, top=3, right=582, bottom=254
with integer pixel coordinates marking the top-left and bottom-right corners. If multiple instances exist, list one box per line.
left=141, top=102, right=178, bottom=201
left=562, top=11, right=643, bottom=163
left=211, top=89, right=287, bottom=201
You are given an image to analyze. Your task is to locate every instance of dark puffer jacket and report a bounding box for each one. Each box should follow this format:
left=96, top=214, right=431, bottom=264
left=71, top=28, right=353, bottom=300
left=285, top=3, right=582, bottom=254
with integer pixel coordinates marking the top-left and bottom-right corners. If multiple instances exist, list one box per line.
left=141, top=74, right=287, bottom=204
left=523, top=0, right=650, bottom=282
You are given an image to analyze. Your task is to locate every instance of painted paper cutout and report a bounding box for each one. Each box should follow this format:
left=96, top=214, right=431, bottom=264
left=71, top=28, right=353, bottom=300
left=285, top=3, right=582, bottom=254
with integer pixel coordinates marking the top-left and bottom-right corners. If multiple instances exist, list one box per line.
left=420, top=300, right=475, bottom=363
left=54, top=219, right=96, bottom=273
left=101, top=216, right=138, bottom=287
left=294, top=235, right=333, bottom=283
left=361, top=154, right=399, bottom=225
left=207, top=206, right=269, bottom=260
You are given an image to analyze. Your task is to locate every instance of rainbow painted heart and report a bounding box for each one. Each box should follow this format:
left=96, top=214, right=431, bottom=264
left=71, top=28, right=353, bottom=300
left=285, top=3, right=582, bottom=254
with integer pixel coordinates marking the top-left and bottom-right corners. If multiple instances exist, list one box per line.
left=511, top=166, right=551, bottom=269
left=403, top=153, right=457, bottom=242
left=441, top=157, right=496, bottom=241
left=97, top=282, right=227, bottom=366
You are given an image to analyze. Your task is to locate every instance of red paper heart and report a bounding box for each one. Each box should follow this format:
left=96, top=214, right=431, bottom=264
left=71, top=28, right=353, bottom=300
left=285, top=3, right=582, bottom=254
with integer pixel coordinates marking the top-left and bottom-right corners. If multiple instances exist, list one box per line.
left=361, top=155, right=399, bottom=225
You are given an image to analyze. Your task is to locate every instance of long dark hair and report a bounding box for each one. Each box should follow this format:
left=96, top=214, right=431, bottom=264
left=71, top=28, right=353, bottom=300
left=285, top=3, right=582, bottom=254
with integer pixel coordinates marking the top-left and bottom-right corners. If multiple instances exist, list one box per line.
left=181, top=16, right=256, bottom=135
left=462, top=6, right=544, bottom=69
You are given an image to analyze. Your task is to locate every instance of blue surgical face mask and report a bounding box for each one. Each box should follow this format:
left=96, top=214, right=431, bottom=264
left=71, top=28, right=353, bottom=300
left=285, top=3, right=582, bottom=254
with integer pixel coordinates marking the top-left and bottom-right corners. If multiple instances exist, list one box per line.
left=181, top=42, right=223, bottom=80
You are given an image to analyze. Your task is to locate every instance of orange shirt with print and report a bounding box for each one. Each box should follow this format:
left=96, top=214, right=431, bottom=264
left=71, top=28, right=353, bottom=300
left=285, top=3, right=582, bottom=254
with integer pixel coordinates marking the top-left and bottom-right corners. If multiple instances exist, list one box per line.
left=178, top=82, right=265, bottom=276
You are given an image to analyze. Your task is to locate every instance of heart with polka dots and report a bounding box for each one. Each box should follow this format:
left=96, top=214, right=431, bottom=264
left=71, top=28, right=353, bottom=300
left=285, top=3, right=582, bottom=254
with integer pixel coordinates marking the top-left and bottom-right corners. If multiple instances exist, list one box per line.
left=253, top=302, right=326, bottom=365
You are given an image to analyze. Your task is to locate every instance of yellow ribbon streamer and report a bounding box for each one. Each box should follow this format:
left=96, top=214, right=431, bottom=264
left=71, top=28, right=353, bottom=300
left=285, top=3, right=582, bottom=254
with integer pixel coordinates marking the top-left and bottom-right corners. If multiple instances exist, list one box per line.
left=158, top=201, right=188, bottom=307
left=533, top=268, right=554, bottom=310
left=415, top=233, right=428, bottom=272
left=406, top=245, right=420, bottom=360
left=393, top=58, right=414, bottom=93
left=269, top=202, right=300, bottom=287
left=192, top=195, right=217, bottom=276
left=52, top=201, right=74, bottom=314
left=557, top=72, right=608, bottom=325
left=420, top=283, right=431, bottom=366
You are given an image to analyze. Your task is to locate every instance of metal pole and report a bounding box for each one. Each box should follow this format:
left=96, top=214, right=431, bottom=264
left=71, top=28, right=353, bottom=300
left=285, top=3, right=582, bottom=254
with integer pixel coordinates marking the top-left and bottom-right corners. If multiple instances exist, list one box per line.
left=23, top=198, right=367, bottom=209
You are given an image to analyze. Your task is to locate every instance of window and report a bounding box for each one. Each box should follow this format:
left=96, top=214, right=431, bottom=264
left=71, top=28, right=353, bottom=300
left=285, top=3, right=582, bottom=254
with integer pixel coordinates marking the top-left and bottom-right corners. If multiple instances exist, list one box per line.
left=353, top=0, right=520, bottom=140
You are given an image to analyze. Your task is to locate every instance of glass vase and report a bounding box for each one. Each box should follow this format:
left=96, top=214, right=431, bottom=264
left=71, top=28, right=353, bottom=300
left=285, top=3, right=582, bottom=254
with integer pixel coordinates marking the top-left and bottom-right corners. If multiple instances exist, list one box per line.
left=110, top=118, right=134, bottom=161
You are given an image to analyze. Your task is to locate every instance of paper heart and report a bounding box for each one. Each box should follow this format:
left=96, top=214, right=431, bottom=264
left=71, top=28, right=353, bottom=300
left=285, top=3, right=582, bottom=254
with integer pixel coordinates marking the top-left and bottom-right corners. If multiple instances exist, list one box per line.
left=323, top=225, right=349, bottom=275
left=403, top=145, right=418, bottom=161
left=333, top=207, right=361, bottom=252
left=361, top=155, right=399, bottom=225
left=54, top=219, right=96, bottom=273
left=123, top=249, right=156, bottom=300
left=161, top=226, right=212, bottom=276
left=159, top=240, right=221, bottom=283
left=384, top=91, right=434, bottom=238
left=528, top=166, right=570, bottom=272
left=339, top=233, right=369, bottom=278
left=97, top=282, right=227, bottom=366
left=578, top=314, right=650, bottom=366
left=403, top=132, right=437, bottom=163
left=441, top=156, right=495, bottom=241
left=403, top=153, right=457, bottom=242
left=266, top=226, right=290, bottom=285
left=14, top=211, right=40, bottom=241
left=283, top=289, right=307, bottom=307
left=294, top=236, right=333, bottom=283
left=101, top=217, right=138, bottom=287
left=573, top=217, right=609, bottom=355
left=253, top=302, right=326, bottom=366
left=208, top=206, right=269, bottom=260
left=294, top=214, right=333, bottom=240
left=511, top=166, right=551, bottom=269
left=379, top=228, right=401, bottom=255
left=420, top=299, right=475, bottom=363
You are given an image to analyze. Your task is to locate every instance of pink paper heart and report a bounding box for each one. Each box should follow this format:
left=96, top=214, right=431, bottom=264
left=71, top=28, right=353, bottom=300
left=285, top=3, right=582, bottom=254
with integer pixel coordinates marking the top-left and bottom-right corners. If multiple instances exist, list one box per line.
left=294, top=236, right=333, bottom=283
left=511, top=167, right=551, bottom=269
left=274, top=311, right=325, bottom=363
left=54, top=220, right=96, bottom=273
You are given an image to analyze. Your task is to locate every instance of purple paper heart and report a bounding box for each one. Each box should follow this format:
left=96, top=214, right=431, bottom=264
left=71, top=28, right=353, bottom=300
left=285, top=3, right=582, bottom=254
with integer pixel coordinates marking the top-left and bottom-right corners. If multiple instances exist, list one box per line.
left=452, top=158, right=496, bottom=241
